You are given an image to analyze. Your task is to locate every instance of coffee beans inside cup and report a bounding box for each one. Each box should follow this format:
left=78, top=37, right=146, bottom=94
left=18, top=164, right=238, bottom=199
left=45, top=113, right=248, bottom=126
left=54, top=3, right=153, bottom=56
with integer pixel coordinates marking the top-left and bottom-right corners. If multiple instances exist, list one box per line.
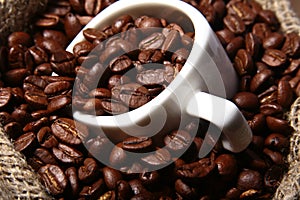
left=0, top=0, right=298, bottom=199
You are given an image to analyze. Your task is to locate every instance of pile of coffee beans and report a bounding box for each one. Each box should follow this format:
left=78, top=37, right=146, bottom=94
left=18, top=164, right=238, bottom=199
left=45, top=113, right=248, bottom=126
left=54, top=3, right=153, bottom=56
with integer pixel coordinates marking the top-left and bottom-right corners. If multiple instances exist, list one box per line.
left=0, top=0, right=299, bottom=199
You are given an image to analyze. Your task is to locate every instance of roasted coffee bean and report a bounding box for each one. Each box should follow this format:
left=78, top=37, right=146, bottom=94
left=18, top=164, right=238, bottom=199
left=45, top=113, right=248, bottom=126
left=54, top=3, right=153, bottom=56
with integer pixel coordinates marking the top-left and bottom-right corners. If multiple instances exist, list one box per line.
left=232, top=92, right=259, bottom=111
left=37, top=126, right=58, bottom=148
left=89, top=88, right=111, bottom=99
left=44, top=81, right=71, bottom=95
left=109, top=144, right=127, bottom=167
left=224, top=14, right=245, bottom=34
left=258, top=10, right=279, bottom=30
left=39, top=164, right=68, bottom=195
left=4, top=121, right=23, bottom=139
left=264, top=165, right=285, bottom=190
left=258, top=85, right=278, bottom=104
left=116, top=180, right=134, bottom=200
left=250, top=69, right=273, bottom=93
left=103, top=167, right=123, bottom=189
left=226, top=36, right=245, bottom=59
left=47, top=95, right=71, bottom=112
left=109, top=55, right=132, bottom=72
left=245, top=32, right=261, bottom=59
left=252, top=23, right=272, bottom=40
left=23, top=117, right=49, bottom=132
left=35, top=14, right=60, bottom=28
left=112, top=14, right=133, bottom=33
left=83, top=28, right=107, bottom=42
left=73, top=40, right=94, bottom=58
left=65, top=167, right=80, bottom=196
left=34, top=63, right=53, bottom=76
left=82, top=98, right=103, bottom=113
left=260, top=102, right=283, bottom=116
left=122, top=137, right=152, bottom=152
left=53, top=143, right=84, bottom=164
left=24, top=75, right=47, bottom=89
left=11, top=106, right=31, bottom=124
left=175, top=179, right=198, bottom=200
left=128, top=179, right=147, bottom=195
left=42, top=29, right=68, bottom=49
left=262, top=49, right=287, bottom=68
left=112, top=83, right=149, bottom=109
left=4, top=68, right=30, bottom=86
left=0, top=87, right=12, bottom=108
left=65, top=12, right=82, bottom=40
left=139, top=170, right=160, bottom=186
left=135, top=16, right=162, bottom=29
left=161, top=30, right=182, bottom=53
left=136, top=69, right=165, bottom=86
left=215, top=154, right=237, bottom=177
left=237, top=169, right=263, bottom=191
left=28, top=46, right=48, bottom=65
left=234, top=49, right=254, bottom=76
left=138, top=49, right=164, bottom=64
left=227, top=2, right=256, bottom=25
left=141, top=148, right=171, bottom=166
left=277, top=79, right=293, bottom=108
left=8, top=44, right=27, bottom=68
left=176, top=157, right=215, bottom=179
left=164, top=130, right=191, bottom=152
left=281, top=32, right=300, bottom=57
left=264, top=133, right=289, bottom=151
left=8, top=32, right=32, bottom=47
left=34, top=147, right=57, bottom=165
left=263, top=32, right=285, bottom=49
left=50, top=50, right=76, bottom=76
left=263, top=148, right=284, bottom=165
left=139, top=32, right=165, bottom=50
left=14, top=132, right=36, bottom=153
left=266, top=116, right=293, bottom=135
left=0, top=112, right=13, bottom=125
left=101, top=98, right=129, bottom=114
left=79, top=178, right=106, bottom=199
left=216, top=29, right=235, bottom=46
left=51, top=118, right=89, bottom=145
left=78, top=158, right=100, bottom=183
left=172, top=48, right=189, bottom=64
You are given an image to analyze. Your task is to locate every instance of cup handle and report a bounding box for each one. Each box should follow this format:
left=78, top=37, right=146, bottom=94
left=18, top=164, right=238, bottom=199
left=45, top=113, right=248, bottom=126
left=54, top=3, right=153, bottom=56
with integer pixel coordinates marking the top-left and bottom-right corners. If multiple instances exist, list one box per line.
left=185, top=91, right=252, bottom=153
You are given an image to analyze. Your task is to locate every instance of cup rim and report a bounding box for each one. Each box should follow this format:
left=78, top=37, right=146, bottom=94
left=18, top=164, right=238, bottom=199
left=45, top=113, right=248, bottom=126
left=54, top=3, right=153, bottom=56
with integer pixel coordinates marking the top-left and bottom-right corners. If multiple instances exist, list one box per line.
left=71, top=0, right=212, bottom=127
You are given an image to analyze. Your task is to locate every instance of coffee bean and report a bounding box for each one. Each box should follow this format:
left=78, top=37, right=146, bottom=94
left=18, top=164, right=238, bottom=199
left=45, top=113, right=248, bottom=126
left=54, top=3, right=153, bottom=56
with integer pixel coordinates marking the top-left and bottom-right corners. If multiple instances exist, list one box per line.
left=136, top=69, right=165, bottom=87
left=39, top=164, right=68, bottom=195
left=50, top=50, right=76, bottom=76
left=4, top=121, right=23, bottom=139
left=262, top=49, right=287, bottom=68
left=73, top=40, right=94, bottom=58
left=103, top=167, right=123, bottom=189
left=44, top=81, right=71, bottom=95
left=138, top=49, right=164, bottom=64
left=277, top=79, right=293, bottom=108
left=65, top=12, right=82, bottom=40
left=175, top=179, right=198, bottom=200
left=78, top=157, right=100, bottom=184
left=215, top=154, right=237, bottom=177
left=23, top=117, right=49, bottom=132
left=110, top=144, right=127, bottom=167
left=234, top=49, right=254, bottom=76
left=83, top=28, right=107, bottom=42
left=14, top=132, right=36, bottom=153
left=176, top=157, right=215, bottom=179
left=34, top=147, right=58, bottom=165
left=51, top=118, right=89, bottom=145
left=122, top=137, right=152, bottom=152
left=232, top=92, right=259, bottom=111
left=252, top=23, right=272, bottom=40
left=139, top=32, right=165, bottom=50
left=8, top=32, right=32, bottom=48
left=216, top=29, right=235, bottom=46
left=281, top=32, right=300, bottom=57
left=164, top=130, right=191, bottom=152
left=109, top=55, right=132, bottom=72
left=226, top=36, right=245, bottom=59
left=135, top=16, right=162, bottom=29
left=263, top=32, right=285, bottom=49
left=0, top=112, right=13, bottom=125
left=224, top=14, right=245, bottom=34
left=266, top=116, right=293, bottom=135
left=65, top=167, right=80, bottom=196
left=79, top=178, right=105, bottom=199
left=264, top=133, right=289, bottom=151
left=263, top=148, right=284, bottom=165
left=101, top=98, right=129, bottom=114
left=141, top=148, right=171, bottom=166
left=264, top=165, right=285, bottom=190
left=34, top=63, right=53, bottom=76
left=245, top=32, right=261, bottom=59
left=161, top=30, right=182, bottom=53
left=116, top=180, right=134, bottom=200
left=47, top=95, right=71, bottom=113
left=112, top=14, right=133, bottom=33
left=53, top=143, right=84, bottom=164
left=0, top=88, right=11, bottom=108
left=42, top=29, right=69, bottom=49
left=4, top=68, right=30, bottom=86
left=112, top=83, right=149, bottom=109
left=237, top=169, right=263, bottom=191
left=250, top=69, right=273, bottom=93
left=28, top=46, right=48, bottom=65
left=37, top=126, right=58, bottom=148
left=227, top=2, right=256, bottom=25
left=258, top=10, right=279, bottom=30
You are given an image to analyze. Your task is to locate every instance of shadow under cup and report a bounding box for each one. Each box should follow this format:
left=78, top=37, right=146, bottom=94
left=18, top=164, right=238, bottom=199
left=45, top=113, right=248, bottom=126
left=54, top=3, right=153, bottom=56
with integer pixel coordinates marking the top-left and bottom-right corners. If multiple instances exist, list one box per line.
left=71, top=0, right=244, bottom=164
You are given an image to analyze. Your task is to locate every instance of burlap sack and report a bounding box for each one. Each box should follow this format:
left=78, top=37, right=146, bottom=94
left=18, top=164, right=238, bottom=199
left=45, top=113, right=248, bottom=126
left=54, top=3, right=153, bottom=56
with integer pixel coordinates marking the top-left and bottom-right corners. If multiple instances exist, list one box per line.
left=0, top=0, right=300, bottom=199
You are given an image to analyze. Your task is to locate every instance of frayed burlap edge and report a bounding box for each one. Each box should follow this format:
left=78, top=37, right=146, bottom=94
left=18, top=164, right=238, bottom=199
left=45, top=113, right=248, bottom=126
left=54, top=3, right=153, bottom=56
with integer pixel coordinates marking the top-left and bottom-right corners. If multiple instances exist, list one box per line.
left=255, top=1, right=300, bottom=199
left=0, top=125, right=53, bottom=200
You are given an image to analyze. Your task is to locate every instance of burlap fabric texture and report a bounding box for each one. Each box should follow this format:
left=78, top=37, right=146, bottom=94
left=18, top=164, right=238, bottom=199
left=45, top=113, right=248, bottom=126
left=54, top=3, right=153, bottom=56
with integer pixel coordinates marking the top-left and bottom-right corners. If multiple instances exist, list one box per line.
left=0, top=0, right=300, bottom=199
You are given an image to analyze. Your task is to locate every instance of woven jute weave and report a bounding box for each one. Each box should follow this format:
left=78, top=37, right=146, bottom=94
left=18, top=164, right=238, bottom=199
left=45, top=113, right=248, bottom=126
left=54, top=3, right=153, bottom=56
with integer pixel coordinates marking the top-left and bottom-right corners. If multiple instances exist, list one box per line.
left=0, top=0, right=300, bottom=199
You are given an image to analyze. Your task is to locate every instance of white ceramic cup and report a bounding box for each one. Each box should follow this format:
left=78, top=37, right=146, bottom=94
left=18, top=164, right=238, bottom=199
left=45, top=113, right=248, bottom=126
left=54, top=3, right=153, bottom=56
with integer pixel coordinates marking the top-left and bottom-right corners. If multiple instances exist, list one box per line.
left=68, top=0, right=252, bottom=157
